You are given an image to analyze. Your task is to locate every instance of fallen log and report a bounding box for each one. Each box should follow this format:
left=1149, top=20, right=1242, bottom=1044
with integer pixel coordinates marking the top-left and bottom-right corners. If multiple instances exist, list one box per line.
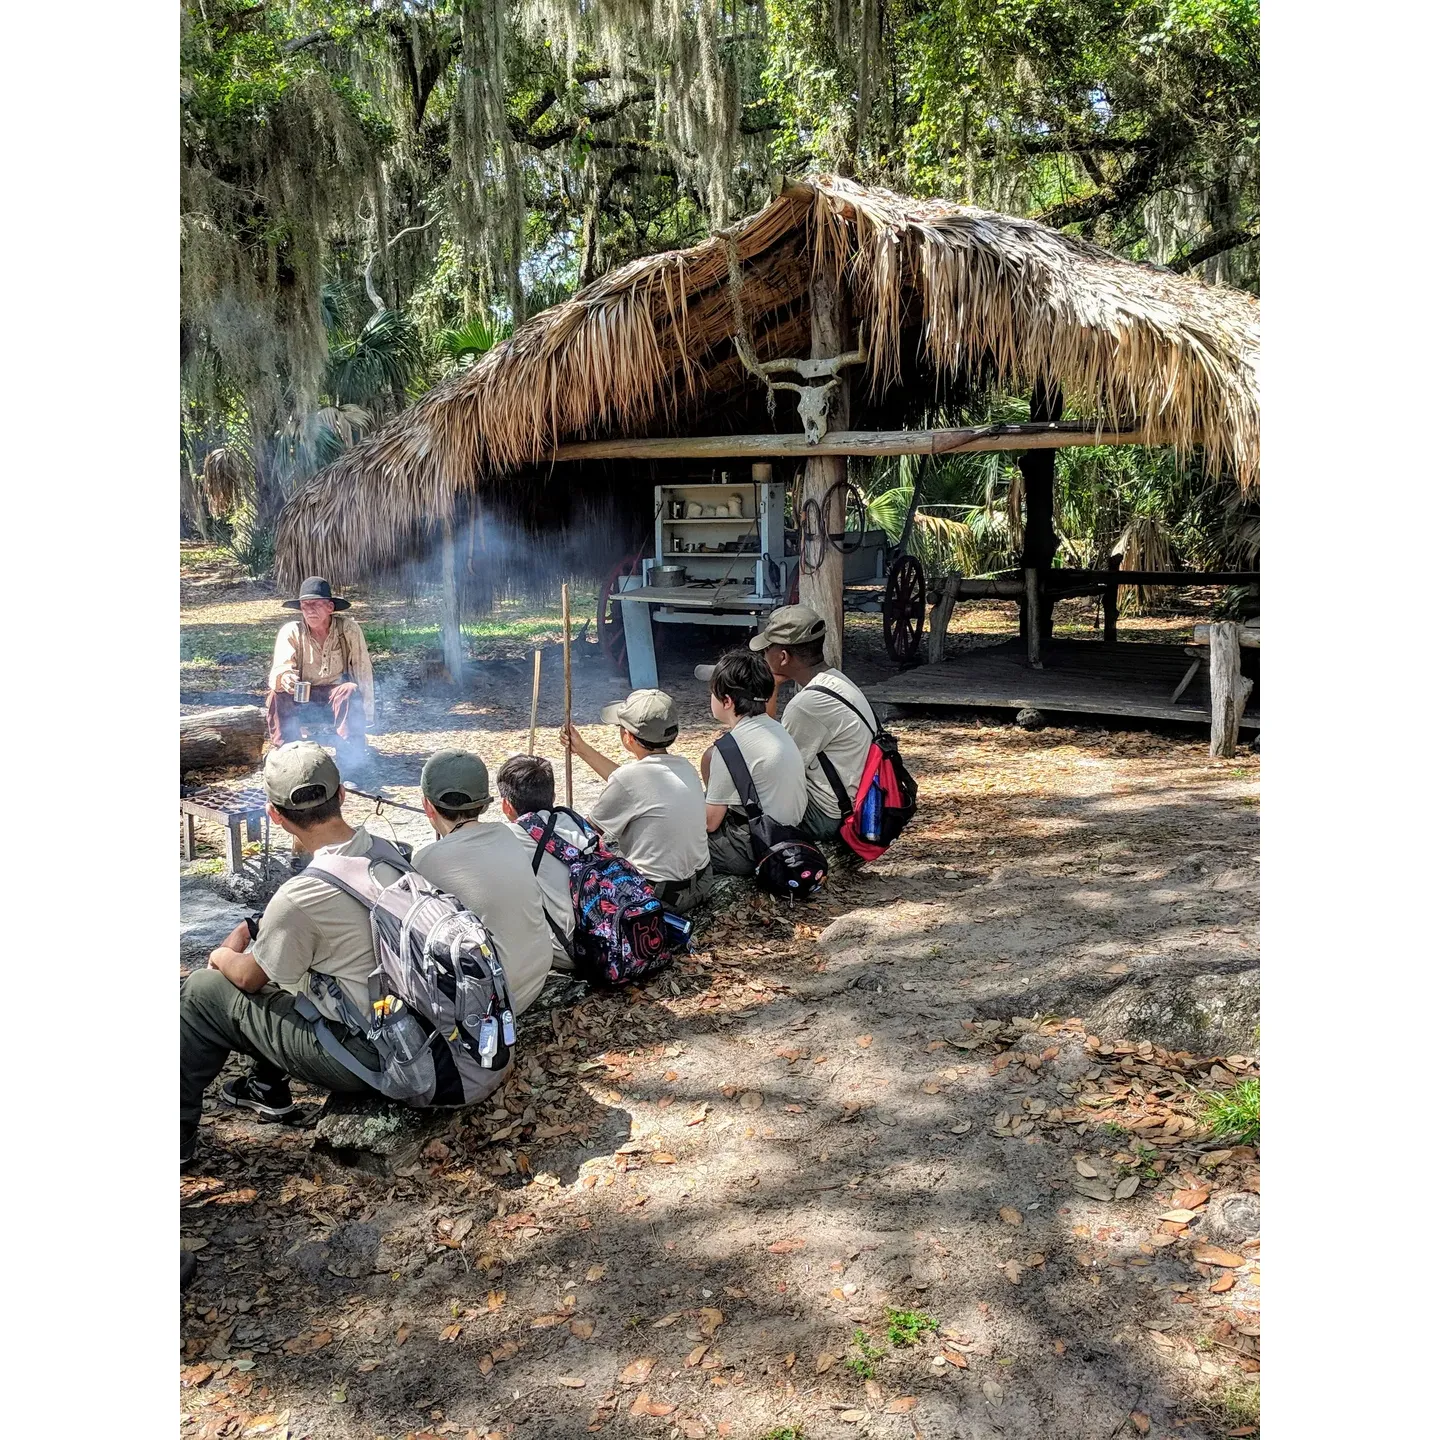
left=180, top=705, right=266, bottom=774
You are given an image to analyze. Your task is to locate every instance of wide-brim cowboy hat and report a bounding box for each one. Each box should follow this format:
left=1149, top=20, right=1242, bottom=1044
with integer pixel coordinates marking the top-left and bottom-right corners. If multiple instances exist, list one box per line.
left=282, top=576, right=351, bottom=611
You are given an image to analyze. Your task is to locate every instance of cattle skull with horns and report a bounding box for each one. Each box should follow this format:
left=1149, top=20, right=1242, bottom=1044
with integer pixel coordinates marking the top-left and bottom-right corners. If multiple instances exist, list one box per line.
left=732, top=327, right=868, bottom=444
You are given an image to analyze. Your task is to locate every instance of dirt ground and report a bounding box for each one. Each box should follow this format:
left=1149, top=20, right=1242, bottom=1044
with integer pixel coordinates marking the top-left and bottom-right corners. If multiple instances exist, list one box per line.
left=180, top=550, right=1260, bottom=1440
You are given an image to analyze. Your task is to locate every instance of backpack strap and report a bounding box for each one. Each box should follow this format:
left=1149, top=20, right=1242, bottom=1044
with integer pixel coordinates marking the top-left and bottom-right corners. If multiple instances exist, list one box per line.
left=808, top=683, right=876, bottom=736
left=528, top=809, right=561, bottom=875
left=294, top=993, right=387, bottom=1089
left=815, top=752, right=854, bottom=819
left=715, top=732, right=764, bottom=822
left=808, top=683, right=876, bottom=819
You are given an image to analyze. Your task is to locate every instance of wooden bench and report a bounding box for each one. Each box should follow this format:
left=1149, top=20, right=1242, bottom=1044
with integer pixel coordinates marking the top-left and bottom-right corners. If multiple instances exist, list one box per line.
left=1171, top=620, right=1260, bottom=703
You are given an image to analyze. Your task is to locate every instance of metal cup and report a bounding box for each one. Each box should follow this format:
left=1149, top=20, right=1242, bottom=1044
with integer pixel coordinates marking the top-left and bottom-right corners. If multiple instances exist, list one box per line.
left=294, top=680, right=312, bottom=704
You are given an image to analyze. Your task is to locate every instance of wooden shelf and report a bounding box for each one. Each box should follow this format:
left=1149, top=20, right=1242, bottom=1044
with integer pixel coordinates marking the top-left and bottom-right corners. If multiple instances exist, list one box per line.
left=662, top=517, right=754, bottom=525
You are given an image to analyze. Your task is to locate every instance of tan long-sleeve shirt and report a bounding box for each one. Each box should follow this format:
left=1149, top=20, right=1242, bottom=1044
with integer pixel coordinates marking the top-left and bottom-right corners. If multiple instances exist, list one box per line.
left=268, top=612, right=375, bottom=724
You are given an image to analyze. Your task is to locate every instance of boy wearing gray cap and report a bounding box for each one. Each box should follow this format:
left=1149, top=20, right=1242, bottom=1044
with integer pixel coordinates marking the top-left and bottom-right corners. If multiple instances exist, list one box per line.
left=562, top=688, right=711, bottom=912
left=180, top=742, right=395, bottom=1166
left=411, top=750, right=554, bottom=1015
left=749, top=604, right=878, bottom=843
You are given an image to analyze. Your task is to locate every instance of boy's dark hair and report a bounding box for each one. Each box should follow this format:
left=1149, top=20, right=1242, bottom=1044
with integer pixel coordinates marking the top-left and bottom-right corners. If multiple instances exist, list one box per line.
left=778, top=636, right=826, bottom=666
left=496, top=754, right=556, bottom=814
left=430, top=794, right=491, bottom=823
left=272, top=786, right=344, bottom=828
left=710, top=649, right=776, bottom=719
left=624, top=730, right=670, bottom=753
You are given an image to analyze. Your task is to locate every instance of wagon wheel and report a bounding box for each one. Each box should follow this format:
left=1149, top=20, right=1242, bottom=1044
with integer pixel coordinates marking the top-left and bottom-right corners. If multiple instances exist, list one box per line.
left=596, top=553, right=642, bottom=674
left=883, top=554, right=926, bottom=663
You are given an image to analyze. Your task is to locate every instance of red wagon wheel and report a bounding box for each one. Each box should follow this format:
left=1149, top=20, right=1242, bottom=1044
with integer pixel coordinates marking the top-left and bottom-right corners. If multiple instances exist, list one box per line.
left=883, top=554, right=926, bottom=663
left=596, top=553, right=642, bottom=674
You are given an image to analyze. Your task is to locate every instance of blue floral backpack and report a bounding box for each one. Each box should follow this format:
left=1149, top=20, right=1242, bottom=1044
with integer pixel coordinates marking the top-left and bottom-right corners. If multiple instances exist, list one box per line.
left=517, top=806, right=683, bottom=986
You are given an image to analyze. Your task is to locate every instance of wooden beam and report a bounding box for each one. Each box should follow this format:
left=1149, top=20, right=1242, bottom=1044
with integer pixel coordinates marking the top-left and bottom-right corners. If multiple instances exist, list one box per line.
left=548, top=423, right=1151, bottom=462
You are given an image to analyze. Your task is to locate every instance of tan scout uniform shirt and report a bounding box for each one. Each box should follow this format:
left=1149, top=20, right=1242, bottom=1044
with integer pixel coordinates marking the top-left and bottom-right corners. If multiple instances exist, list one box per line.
left=780, top=669, right=877, bottom=820
left=588, top=753, right=709, bottom=882
left=412, top=821, right=554, bottom=1015
left=268, top=613, right=376, bottom=724
left=704, top=713, right=808, bottom=827
left=252, top=826, right=397, bottom=1026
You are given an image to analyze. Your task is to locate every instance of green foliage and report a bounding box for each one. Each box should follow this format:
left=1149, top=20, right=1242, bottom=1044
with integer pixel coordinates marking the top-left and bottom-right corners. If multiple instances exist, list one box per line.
left=760, top=1429, right=805, bottom=1440
left=846, top=1327, right=886, bottom=1380
left=884, top=1307, right=938, bottom=1348
left=1200, top=1077, right=1259, bottom=1146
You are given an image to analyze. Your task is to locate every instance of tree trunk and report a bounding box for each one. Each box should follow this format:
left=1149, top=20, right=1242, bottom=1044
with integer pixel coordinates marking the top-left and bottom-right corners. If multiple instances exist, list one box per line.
left=439, top=517, right=467, bottom=687
left=180, top=706, right=267, bottom=774
left=797, top=261, right=852, bottom=668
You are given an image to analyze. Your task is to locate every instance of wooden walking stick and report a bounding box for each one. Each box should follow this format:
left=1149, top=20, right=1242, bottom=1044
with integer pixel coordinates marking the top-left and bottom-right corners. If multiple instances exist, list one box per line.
left=527, top=648, right=541, bottom=756
left=561, top=583, right=574, bottom=806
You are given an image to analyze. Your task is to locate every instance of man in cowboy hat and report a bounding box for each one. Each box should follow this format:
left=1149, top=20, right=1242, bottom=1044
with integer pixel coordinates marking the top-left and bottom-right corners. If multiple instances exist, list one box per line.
left=265, top=577, right=376, bottom=772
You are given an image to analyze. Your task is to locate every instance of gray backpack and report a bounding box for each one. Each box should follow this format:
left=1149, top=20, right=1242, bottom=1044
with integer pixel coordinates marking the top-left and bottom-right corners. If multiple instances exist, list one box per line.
left=294, top=834, right=516, bottom=1108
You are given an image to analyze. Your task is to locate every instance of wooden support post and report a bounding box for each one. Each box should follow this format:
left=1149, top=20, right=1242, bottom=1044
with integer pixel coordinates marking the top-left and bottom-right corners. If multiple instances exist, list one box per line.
left=1208, top=620, right=1255, bottom=758
left=439, top=516, right=466, bottom=687
left=528, top=649, right=542, bottom=756
left=927, top=575, right=961, bottom=665
left=182, top=813, right=197, bottom=862
left=225, top=818, right=244, bottom=874
left=1102, top=551, right=1121, bottom=643
left=561, top=583, right=574, bottom=806
left=797, top=260, right=851, bottom=668
left=1024, top=568, right=1044, bottom=668
left=1019, top=383, right=1063, bottom=654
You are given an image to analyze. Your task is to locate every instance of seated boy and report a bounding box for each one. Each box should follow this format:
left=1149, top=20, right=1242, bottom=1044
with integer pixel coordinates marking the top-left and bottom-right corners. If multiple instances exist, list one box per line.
left=562, top=688, right=712, bottom=912
left=698, top=649, right=808, bottom=876
left=180, top=742, right=394, bottom=1165
left=750, top=604, right=878, bottom=842
left=411, top=750, right=554, bottom=1016
left=495, top=754, right=589, bottom=971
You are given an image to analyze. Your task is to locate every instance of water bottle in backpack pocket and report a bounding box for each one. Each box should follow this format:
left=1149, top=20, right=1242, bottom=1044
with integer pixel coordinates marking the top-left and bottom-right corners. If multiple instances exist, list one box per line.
left=375, top=1000, right=437, bottom=1101
left=858, top=773, right=884, bottom=843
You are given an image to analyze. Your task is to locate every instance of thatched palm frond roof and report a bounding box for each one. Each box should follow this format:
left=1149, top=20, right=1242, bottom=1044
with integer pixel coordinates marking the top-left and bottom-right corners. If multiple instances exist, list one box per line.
left=277, top=175, right=1258, bottom=588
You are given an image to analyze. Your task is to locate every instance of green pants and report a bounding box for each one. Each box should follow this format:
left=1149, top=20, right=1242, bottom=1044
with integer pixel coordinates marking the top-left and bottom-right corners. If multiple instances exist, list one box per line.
left=707, top=814, right=756, bottom=876
left=180, top=969, right=380, bottom=1133
left=798, top=798, right=843, bottom=842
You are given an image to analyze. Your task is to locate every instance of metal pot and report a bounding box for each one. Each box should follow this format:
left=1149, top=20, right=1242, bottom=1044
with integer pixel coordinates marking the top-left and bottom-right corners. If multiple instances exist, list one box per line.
left=650, top=564, right=688, bottom=587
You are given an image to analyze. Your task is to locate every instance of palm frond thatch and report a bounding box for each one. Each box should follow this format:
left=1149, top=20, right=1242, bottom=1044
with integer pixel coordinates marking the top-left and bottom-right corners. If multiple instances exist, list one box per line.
left=276, top=175, right=1259, bottom=589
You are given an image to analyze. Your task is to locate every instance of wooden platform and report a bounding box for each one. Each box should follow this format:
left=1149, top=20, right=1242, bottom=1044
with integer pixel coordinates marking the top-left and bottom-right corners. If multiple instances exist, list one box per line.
left=869, top=638, right=1259, bottom=729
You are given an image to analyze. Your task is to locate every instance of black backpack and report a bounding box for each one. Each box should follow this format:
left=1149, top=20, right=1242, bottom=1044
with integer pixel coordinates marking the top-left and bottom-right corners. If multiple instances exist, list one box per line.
left=714, top=732, right=828, bottom=900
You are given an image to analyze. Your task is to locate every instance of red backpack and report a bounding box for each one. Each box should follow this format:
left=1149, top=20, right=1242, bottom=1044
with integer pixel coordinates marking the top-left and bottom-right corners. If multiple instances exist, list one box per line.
left=813, top=690, right=919, bottom=862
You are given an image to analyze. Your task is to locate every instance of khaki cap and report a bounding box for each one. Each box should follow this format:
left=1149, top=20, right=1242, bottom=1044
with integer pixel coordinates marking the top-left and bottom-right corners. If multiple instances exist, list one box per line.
left=421, top=749, right=491, bottom=807
left=263, top=741, right=341, bottom=810
left=749, top=604, right=826, bottom=651
left=600, top=689, right=679, bottom=745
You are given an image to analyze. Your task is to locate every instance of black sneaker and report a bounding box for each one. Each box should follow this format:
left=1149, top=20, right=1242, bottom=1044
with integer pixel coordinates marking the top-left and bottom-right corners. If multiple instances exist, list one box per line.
left=221, top=1074, right=298, bottom=1120
left=181, top=1126, right=198, bottom=1168
left=181, top=1250, right=199, bottom=1291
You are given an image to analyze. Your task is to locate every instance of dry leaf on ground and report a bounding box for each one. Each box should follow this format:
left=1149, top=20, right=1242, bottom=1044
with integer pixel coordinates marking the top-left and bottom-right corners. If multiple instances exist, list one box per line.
left=857, top=1035, right=873, bottom=1048
left=886, top=1397, right=918, bottom=1414
left=816, top=1352, right=838, bottom=1374
left=1131, top=1412, right=1151, bottom=1434
left=739, top=1091, right=764, bottom=1111
left=1193, top=1244, right=1245, bottom=1268
left=557, top=1377, right=586, bottom=1388
left=585, top=1265, right=606, bottom=1282
left=697, top=1307, right=724, bottom=1337
left=1115, top=1175, right=1141, bottom=1199
left=998, top=1206, right=1023, bottom=1225
left=620, top=1357, right=657, bottom=1383
left=1075, top=1159, right=1100, bottom=1178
